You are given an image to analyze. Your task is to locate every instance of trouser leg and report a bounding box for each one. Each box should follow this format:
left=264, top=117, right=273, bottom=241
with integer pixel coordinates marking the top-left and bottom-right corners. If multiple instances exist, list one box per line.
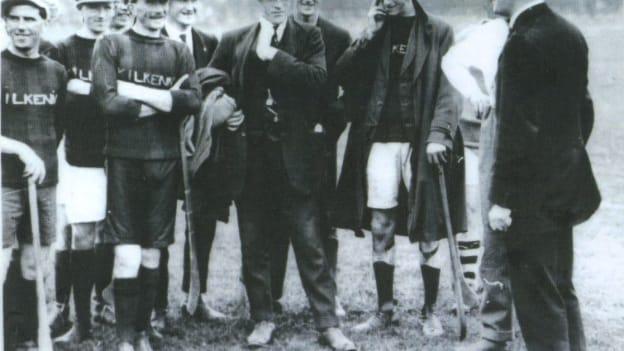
left=286, top=191, right=338, bottom=330
left=270, top=228, right=290, bottom=302
left=236, top=196, right=274, bottom=323
left=506, top=228, right=574, bottom=351
left=182, top=211, right=217, bottom=295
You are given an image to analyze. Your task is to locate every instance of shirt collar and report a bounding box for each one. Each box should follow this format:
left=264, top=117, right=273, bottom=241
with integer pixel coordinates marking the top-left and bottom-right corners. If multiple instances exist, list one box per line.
left=259, top=16, right=287, bottom=42
left=510, top=0, right=545, bottom=28
left=164, top=22, right=193, bottom=42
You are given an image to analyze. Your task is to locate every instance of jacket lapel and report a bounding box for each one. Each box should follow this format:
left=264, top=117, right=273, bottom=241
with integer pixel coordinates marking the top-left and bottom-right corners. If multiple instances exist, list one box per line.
left=280, top=18, right=296, bottom=55
left=234, top=23, right=260, bottom=103
left=406, top=17, right=431, bottom=79
left=191, top=29, right=207, bottom=66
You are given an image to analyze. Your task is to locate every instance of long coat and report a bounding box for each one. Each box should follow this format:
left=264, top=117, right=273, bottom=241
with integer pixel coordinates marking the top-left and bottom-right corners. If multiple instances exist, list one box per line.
left=491, top=4, right=600, bottom=234
left=332, top=1, right=466, bottom=243
left=209, top=17, right=328, bottom=197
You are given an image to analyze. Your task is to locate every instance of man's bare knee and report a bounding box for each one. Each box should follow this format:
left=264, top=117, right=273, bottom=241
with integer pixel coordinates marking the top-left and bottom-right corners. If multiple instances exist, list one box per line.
left=114, top=244, right=141, bottom=278
left=419, top=240, right=443, bottom=269
left=72, top=223, right=97, bottom=250
left=371, top=209, right=396, bottom=236
left=1, top=248, right=13, bottom=283
left=141, top=248, right=160, bottom=269
left=20, top=245, right=50, bottom=280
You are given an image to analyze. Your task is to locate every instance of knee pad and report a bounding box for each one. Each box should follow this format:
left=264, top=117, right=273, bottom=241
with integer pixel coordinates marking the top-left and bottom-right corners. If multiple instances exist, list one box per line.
left=140, top=248, right=161, bottom=269
left=113, top=245, right=141, bottom=278
left=418, top=240, right=443, bottom=269
left=71, top=223, right=97, bottom=250
left=372, top=244, right=397, bottom=265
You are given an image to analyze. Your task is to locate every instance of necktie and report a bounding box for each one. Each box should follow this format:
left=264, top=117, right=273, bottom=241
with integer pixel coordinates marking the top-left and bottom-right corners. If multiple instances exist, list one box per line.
left=271, top=24, right=279, bottom=48
left=180, top=33, right=187, bottom=45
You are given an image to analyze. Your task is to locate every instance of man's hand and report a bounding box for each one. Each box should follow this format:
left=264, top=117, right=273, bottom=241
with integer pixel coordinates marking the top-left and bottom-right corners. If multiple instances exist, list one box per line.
left=256, top=27, right=278, bottom=61
left=365, top=0, right=387, bottom=39
left=468, top=91, right=491, bottom=117
left=489, top=204, right=512, bottom=232
left=67, top=79, right=91, bottom=96
left=426, top=143, right=448, bottom=165
left=227, top=110, right=245, bottom=131
left=18, top=146, right=46, bottom=184
left=138, top=104, right=158, bottom=118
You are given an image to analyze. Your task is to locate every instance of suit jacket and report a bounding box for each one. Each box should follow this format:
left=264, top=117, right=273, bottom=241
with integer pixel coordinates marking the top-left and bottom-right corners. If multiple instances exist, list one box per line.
left=491, top=4, right=600, bottom=232
left=333, top=0, right=466, bottom=242
left=209, top=17, right=327, bottom=196
left=162, top=27, right=219, bottom=69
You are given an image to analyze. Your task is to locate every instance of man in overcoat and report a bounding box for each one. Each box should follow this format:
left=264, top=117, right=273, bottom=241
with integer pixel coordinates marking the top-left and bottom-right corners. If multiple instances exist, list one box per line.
left=333, top=0, right=466, bottom=336
left=488, top=1, right=600, bottom=350
left=209, top=0, right=355, bottom=349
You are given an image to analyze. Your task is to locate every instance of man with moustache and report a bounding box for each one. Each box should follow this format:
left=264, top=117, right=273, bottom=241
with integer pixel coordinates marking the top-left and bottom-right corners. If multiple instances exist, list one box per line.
left=487, top=0, right=599, bottom=350
left=91, top=0, right=201, bottom=349
left=46, top=0, right=115, bottom=346
left=1, top=0, right=67, bottom=348
left=209, top=0, right=355, bottom=349
left=269, top=0, right=352, bottom=318
left=152, top=0, right=225, bottom=329
left=334, top=0, right=465, bottom=336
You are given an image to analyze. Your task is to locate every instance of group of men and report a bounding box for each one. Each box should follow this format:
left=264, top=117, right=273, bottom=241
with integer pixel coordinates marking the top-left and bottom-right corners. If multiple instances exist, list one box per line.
left=1, top=0, right=600, bottom=351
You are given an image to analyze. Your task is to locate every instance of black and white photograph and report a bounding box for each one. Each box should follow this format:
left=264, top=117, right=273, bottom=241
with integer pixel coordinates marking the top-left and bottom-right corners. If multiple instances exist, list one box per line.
left=0, top=0, right=622, bottom=350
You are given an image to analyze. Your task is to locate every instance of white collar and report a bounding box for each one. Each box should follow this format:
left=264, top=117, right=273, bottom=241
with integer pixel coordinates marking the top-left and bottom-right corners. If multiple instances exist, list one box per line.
left=510, top=0, right=545, bottom=28
left=165, top=22, right=192, bottom=41
left=259, top=16, right=287, bottom=42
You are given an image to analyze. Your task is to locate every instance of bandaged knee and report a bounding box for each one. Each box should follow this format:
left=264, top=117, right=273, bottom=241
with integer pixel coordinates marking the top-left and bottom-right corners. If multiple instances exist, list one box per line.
left=113, top=245, right=142, bottom=278
left=373, top=245, right=397, bottom=266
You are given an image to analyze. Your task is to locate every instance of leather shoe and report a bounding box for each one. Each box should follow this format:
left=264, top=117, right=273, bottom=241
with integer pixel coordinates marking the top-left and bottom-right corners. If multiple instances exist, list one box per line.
left=455, top=338, right=509, bottom=351
left=351, top=311, right=393, bottom=333
left=134, top=331, right=154, bottom=351
left=319, top=328, right=357, bottom=351
left=246, top=321, right=276, bottom=347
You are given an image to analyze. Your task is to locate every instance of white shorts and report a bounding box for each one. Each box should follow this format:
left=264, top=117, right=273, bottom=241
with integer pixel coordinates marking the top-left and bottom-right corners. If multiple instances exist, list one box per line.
left=57, top=156, right=107, bottom=224
left=366, top=142, right=413, bottom=209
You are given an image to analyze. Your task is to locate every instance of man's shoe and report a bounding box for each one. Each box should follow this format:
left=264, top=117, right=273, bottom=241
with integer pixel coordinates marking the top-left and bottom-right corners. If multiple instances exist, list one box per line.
left=134, top=332, right=154, bottom=351
left=118, top=341, right=135, bottom=351
left=14, top=341, right=38, bottom=351
left=246, top=321, right=276, bottom=347
left=351, top=311, right=393, bottom=333
left=93, top=298, right=116, bottom=325
left=319, top=327, right=357, bottom=351
left=49, top=303, right=74, bottom=340
left=335, top=297, right=346, bottom=318
left=181, top=298, right=228, bottom=322
left=52, top=324, right=76, bottom=343
left=455, top=338, right=509, bottom=351
left=421, top=311, right=444, bottom=337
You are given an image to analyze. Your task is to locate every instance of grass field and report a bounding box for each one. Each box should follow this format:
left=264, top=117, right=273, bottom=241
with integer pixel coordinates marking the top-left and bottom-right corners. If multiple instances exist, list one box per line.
left=46, top=13, right=624, bottom=351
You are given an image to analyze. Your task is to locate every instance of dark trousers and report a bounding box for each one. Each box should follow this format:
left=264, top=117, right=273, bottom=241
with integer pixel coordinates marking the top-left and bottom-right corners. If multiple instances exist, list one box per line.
left=236, top=138, right=338, bottom=330
left=506, top=226, right=586, bottom=351
left=156, top=204, right=218, bottom=311
left=270, top=215, right=338, bottom=302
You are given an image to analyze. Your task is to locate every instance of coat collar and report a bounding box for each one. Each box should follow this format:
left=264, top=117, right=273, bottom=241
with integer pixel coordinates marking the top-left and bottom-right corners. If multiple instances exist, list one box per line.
left=402, top=1, right=433, bottom=78
left=510, top=2, right=549, bottom=31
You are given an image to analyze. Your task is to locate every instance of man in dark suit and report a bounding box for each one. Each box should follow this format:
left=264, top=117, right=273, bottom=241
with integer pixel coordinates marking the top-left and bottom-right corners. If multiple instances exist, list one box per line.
left=209, top=0, right=355, bottom=349
left=153, top=0, right=224, bottom=329
left=488, top=1, right=600, bottom=350
left=269, top=0, right=352, bottom=318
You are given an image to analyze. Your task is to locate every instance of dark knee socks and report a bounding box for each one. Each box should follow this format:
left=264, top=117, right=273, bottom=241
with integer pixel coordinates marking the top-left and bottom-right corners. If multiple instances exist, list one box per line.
left=72, top=250, right=95, bottom=339
left=155, top=248, right=169, bottom=312
left=136, top=266, right=160, bottom=332
left=421, top=265, right=440, bottom=315
left=373, top=262, right=395, bottom=313
left=55, top=250, right=72, bottom=311
left=114, top=278, right=140, bottom=343
left=95, top=243, right=114, bottom=300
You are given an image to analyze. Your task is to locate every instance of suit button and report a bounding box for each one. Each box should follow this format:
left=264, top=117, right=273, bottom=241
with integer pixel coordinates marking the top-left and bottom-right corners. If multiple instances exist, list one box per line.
left=241, top=132, right=246, bottom=137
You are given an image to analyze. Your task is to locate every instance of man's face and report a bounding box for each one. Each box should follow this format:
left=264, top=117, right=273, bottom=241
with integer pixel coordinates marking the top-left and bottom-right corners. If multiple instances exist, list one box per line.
left=380, top=0, right=411, bottom=16
left=4, top=5, right=44, bottom=52
left=80, top=2, right=114, bottom=34
left=169, top=0, right=197, bottom=27
left=112, top=1, right=133, bottom=29
left=492, top=0, right=514, bottom=17
left=258, top=0, right=289, bottom=25
left=296, top=0, right=320, bottom=18
left=135, top=0, right=168, bottom=31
